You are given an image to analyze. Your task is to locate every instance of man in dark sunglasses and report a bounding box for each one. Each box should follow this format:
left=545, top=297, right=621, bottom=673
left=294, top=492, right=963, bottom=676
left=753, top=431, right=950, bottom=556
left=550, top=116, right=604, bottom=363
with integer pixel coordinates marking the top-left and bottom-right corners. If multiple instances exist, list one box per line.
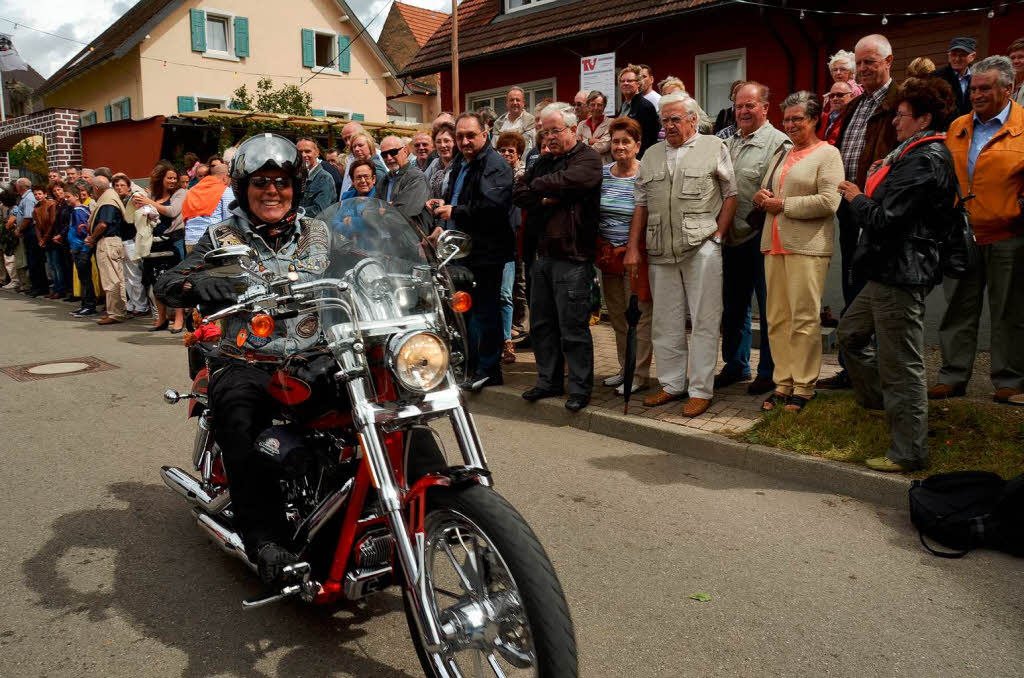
left=379, top=135, right=432, bottom=231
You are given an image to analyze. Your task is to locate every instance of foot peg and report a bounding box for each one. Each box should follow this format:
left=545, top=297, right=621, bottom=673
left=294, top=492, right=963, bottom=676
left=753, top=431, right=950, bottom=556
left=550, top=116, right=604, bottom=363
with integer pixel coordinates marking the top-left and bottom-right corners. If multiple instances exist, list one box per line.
left=241, top=562, right=316, bottom=610
left=242, top=584, right=301, bottom=609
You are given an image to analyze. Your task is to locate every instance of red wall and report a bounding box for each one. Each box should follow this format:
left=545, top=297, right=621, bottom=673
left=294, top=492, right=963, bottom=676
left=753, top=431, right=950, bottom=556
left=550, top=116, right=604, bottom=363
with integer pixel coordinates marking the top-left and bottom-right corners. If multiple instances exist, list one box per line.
left=82, top=116, right=166, bottom=180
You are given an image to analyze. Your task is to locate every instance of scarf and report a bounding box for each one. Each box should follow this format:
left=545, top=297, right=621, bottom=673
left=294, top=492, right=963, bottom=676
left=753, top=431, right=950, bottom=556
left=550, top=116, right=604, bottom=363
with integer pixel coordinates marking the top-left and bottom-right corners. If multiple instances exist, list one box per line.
left=182, top=176, right=228, bottom=220
left=865, top=130, right=945, bottom=198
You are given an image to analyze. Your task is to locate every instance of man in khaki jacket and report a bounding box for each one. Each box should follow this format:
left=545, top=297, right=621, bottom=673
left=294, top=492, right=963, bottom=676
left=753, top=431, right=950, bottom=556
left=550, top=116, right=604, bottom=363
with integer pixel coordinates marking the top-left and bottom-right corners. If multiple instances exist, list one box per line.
left=625, top=93, right=738, bottom=417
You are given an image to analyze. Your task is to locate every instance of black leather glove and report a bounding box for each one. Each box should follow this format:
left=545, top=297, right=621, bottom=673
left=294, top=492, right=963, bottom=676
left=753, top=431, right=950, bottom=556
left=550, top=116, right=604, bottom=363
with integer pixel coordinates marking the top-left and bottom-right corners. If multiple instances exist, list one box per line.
left=187, top=274, right=237, bottom=305
left=447, top=265, right=475, bottom=292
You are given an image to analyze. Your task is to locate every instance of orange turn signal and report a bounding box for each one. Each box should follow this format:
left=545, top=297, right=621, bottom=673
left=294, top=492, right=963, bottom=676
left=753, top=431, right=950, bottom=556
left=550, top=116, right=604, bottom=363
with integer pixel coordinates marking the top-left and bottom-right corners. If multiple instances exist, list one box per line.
left=250, top=313, right=275, bottom=338
left=450, top=291, right=472, bottom=313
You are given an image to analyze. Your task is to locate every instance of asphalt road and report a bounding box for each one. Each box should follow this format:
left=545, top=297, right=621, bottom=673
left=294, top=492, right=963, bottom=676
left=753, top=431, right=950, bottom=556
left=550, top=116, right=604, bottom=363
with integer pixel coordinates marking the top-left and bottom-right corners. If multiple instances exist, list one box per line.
left=0, top=292, right=1020, bottom=678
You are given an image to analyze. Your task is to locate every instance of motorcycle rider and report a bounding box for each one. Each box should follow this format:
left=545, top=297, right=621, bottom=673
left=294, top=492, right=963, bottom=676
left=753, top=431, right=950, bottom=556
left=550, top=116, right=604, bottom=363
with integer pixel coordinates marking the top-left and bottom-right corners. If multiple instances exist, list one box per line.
left=155, top=134, right=331, bottom=583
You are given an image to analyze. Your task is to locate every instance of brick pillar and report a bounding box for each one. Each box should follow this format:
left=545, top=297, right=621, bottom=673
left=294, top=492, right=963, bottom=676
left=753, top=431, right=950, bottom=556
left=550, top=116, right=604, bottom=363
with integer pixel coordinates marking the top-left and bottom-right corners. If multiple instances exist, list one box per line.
left=0, top=152, right=9, bottom=184
left=45, top=108, right=83, bottom=171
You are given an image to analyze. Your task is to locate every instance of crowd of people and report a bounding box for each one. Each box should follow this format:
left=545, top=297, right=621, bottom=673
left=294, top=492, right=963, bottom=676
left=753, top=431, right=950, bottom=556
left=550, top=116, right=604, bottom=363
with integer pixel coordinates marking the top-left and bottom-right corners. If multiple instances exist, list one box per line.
left=3, top=30, right=1023, bottom=476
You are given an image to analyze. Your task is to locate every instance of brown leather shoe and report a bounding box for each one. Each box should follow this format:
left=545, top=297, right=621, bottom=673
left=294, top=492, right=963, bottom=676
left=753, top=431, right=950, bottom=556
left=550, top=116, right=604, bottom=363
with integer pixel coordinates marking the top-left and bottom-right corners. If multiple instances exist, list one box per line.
left=681, top=397, right=712, bottom=417
left=994, top=387, right=1023, bottom=403
left=927, top=383, right=966, bottom=400
left=96, top=317, right=123, bottom=325
left=643, top=388, right=687, bottom=407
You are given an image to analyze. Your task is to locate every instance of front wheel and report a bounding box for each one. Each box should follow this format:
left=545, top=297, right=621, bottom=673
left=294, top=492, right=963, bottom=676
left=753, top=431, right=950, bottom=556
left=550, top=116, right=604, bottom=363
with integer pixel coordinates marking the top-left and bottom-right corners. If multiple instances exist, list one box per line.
left=404, top=484, right=577, bottom=678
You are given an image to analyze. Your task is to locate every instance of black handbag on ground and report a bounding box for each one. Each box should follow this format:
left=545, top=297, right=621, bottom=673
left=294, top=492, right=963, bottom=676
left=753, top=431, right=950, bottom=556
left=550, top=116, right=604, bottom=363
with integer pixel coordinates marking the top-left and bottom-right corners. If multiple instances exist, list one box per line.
left=744, top=149, right=788, bottom=233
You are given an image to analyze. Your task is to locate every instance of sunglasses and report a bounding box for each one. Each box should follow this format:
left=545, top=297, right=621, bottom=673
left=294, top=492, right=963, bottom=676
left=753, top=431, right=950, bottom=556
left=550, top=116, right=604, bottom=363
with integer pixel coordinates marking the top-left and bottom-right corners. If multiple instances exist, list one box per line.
left=249, top=176, right=291, bottom=190
left=380, top=148, right=402, bottom=158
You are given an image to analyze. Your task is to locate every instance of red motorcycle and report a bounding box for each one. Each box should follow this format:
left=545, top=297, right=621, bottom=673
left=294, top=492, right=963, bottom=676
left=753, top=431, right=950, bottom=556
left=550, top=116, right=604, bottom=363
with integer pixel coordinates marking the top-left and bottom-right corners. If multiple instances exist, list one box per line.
left=160, top=199, right=577, bottom=677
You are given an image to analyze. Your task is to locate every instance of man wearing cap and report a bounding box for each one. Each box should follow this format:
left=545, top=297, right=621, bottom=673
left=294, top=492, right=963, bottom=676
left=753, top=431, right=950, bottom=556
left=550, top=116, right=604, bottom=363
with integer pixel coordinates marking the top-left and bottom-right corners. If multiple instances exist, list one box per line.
left=933, top=37, right=977, bottom=117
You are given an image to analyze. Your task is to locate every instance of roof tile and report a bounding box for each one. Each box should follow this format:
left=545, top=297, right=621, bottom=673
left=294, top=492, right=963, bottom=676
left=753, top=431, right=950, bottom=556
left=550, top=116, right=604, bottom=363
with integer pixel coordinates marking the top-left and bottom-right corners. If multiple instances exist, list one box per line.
left=394, top=2, right=449, bottom=47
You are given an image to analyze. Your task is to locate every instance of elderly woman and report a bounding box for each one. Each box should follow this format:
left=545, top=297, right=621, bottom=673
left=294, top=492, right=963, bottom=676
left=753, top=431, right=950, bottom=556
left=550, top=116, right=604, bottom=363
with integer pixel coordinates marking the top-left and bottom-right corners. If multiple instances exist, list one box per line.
left=348, top=132, right=388, bottom=186
left=598, top=117, right=652, bottom=394
left=752, top=91, right=843, bottom=413
left=576, top=91, right=612, bottom=163
left=341, top=158, right=377, bottom=199
left=824, top=50, right=864, bottom=115
left=496, top=130, right=527, bottom=364
left=1010, top=37, right=1024, bottom=105
left=835, top=78, right=958, bottom=472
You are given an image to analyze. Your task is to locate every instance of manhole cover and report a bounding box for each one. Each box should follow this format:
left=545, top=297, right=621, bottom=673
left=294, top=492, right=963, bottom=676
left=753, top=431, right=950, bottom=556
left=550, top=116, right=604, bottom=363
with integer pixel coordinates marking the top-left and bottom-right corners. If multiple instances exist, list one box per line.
left=0, top=356, right=118, bottom=382
left=27, top=362, right=92, bottom=375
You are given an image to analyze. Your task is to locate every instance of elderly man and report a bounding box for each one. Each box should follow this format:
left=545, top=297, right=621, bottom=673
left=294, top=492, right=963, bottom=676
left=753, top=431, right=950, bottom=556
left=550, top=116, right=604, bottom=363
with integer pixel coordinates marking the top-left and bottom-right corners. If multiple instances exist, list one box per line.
left=513, top=102, right=603, bottom=411
left=573, top=90, right=588, bottom=124
left=617, top=64, right=660, bottom=157
left=931, top=55, right=1024, bottom=405
left=492, top=88, right=536, bottom=155
left=338, top=121, right=366, bottom=195
left=820, top=33, right=899, bottom=389
left=12, top=178, right=48, bottom=296
left=819, top=80, right=854, bottom=145
left=431, top=112, right=514, bottom=389
left=640, top=64, right=661, bottom=109
left=85, top=176, right=128, bottom=325
left=625, top=93, right=738, bottom=417
left=379, top=135, right=431, bottom=230
left=295, top=137, right=336, bottom=216
left=719, top=82, right=791, bottom=395
left=933, top=37, right=976, bottom=117
left=411, top=132, right=434, bottom=173
left=65, top=167, right=80, bottom=184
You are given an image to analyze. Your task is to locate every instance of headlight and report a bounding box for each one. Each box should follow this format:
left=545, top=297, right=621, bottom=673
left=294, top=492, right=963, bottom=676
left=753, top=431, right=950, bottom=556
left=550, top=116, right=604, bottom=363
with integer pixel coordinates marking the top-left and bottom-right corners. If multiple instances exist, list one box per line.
left=389, top=331, right=449, bottom=392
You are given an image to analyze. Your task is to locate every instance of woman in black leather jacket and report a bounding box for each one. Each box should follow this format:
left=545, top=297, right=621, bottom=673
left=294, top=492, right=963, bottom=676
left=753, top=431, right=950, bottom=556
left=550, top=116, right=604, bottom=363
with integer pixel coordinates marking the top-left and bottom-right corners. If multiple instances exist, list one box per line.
left=835, top=77, right=958, bottom=473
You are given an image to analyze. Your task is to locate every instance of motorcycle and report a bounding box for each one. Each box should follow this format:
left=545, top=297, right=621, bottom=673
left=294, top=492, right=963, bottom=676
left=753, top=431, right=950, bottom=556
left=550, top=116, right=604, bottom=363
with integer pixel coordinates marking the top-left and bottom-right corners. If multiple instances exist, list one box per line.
left=159, top=198, right=578, bottom=677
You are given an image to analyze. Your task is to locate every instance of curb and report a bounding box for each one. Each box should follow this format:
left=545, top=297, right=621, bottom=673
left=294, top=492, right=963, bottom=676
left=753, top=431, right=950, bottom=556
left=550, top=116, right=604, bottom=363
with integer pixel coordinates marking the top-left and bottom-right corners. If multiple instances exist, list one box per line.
left=467, top=386, right=911, bottom=509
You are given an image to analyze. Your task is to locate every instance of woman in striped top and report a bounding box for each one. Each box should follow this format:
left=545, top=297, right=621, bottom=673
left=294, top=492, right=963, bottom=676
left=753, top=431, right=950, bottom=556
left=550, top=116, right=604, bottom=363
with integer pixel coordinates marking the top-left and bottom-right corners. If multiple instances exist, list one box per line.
left=599, top=117, right=652, bottom=394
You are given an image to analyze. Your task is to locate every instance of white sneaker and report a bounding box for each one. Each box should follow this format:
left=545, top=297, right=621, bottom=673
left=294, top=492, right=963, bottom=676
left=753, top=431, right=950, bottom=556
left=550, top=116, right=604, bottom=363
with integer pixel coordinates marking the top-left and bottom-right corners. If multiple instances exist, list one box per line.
left=603, top=373, right=625, bottom=387
left=615, top=381, right=644, bottom=395
left=2, top=282, right=20, bottom=291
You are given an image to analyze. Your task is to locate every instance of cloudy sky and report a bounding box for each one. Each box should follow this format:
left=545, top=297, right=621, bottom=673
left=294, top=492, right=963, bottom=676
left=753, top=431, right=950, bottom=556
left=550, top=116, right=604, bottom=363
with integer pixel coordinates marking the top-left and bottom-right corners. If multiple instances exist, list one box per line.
left=1, top=0, right=451, bottom=78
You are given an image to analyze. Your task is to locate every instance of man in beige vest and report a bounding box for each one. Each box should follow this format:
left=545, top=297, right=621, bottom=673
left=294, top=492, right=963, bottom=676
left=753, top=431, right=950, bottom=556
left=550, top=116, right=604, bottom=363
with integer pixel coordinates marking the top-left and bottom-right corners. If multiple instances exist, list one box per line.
left=625, top=93, right=738, bottom=417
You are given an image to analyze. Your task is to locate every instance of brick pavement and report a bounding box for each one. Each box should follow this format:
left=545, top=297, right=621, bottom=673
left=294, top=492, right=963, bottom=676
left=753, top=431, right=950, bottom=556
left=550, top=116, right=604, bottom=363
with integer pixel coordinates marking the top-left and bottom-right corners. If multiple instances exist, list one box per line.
left=500, top=320, right=996, bottom=436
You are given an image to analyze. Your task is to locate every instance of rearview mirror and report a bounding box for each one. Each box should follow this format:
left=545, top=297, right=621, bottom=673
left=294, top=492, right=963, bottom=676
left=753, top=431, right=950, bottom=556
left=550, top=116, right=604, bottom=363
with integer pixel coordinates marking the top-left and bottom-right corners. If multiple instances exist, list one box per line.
left=202, top=245, right=258, bottom=278
left=436, top=230, right=471, bottom=267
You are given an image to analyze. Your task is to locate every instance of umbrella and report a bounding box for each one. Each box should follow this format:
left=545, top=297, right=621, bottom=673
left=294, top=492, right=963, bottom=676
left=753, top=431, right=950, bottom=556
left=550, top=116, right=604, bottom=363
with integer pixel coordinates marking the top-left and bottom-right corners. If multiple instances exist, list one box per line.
left=622, top=293, right=642, bottom=415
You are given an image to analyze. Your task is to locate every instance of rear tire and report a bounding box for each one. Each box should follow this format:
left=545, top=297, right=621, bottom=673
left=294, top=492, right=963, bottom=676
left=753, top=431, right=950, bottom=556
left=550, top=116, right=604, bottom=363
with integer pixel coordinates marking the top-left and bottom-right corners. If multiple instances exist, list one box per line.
left=404, top=484, right=577, bottom=677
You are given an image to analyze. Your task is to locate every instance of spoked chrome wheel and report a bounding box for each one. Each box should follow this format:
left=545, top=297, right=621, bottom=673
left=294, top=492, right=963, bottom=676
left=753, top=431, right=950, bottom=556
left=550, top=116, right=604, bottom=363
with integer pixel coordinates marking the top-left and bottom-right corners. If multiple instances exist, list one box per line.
left=405, top=485, right=577, bottom=678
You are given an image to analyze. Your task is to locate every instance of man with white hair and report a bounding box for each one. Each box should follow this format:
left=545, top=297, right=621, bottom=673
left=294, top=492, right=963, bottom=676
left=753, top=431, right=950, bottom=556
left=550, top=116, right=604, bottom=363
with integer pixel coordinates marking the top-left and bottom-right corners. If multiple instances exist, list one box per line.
left=492, top=87, right=535, bottom=155
left=12, top=177, right=49, bottom=296
left=84, top=175, right=128, bottom=325
left=379, top=135, right=431, bottom=230
left=821, top=33, right=899, bottom=389
left=572, top=90, right=588, bottom=124
left=624, top=93, right=738, bottom=417
left=513, top=102, right=603, bottom=411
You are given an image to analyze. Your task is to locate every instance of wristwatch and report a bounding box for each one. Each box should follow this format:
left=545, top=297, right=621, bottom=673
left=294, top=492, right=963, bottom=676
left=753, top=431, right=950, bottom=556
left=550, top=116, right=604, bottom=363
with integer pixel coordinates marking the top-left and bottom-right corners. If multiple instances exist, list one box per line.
left=711, top=234, right=722, bottom=245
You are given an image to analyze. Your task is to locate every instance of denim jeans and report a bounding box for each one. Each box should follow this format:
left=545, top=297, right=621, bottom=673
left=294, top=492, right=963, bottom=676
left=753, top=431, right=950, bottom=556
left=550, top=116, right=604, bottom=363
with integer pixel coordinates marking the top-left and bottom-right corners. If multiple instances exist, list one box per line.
left=466, top=265, right=504, bottom=379
left=721, top=235, right=773, bottom=379
left=500, top=260, right=515, bottom=341
left=44, top=248, right=68, bottom=296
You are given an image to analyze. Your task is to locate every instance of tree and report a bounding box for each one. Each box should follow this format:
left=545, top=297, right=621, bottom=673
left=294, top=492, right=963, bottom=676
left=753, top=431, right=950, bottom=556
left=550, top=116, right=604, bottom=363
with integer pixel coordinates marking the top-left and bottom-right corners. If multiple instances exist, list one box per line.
left=231, top=77, right=313, bottom=116
left=9, top=138, right=48, bottom=177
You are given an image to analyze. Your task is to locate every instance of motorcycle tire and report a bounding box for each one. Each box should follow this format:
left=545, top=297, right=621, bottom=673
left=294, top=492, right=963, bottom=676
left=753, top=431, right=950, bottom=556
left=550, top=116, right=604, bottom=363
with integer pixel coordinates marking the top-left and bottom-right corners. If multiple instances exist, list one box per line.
left=403, top=484, right=578, bottom=678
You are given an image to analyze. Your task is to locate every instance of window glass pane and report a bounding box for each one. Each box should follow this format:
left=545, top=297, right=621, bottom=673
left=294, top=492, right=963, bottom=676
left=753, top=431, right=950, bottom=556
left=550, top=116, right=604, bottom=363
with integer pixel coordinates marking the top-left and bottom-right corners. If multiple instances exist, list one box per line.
left=315, top=34, right=333, bottom=68
left=704, top=59, right=742, bottom=117
left=405, top=102, right=423, bottom=123
left=207, top=17, right=228, bottom=52
left=493, top=97, right=506, bottom=116
left=507, top=0, right=529, bottom=9
left=197, top=99, right=222, bottom=111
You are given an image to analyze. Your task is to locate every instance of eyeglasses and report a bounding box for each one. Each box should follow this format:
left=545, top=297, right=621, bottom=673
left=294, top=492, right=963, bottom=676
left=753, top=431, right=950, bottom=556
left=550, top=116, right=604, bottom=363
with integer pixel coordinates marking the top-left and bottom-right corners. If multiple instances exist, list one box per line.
left=498, top=148, right=518, bottom=155
left=249, top=176, right=291, bottom=190
left=660, top=116, right=688, bottom=126
left=782, top=115, right=808, bottom=124
left=542, top=127, right=568, bottom=135
left=380, top=148, right=402, bottom=158
left=826, top=92, right=851, bottom=99
left=619, top=78, right=638, bottom=84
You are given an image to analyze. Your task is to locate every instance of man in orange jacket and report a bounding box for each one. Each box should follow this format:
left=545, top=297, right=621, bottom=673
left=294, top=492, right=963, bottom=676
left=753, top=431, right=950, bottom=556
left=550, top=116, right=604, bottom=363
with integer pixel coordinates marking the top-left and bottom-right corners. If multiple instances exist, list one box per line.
left=932, top=55, right=1024, bottom=404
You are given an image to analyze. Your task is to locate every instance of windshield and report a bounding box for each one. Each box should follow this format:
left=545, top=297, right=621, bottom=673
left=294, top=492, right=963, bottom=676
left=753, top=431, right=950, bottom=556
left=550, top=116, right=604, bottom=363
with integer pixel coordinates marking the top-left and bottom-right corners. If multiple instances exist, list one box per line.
left=319, top=197, right=432, bottom=277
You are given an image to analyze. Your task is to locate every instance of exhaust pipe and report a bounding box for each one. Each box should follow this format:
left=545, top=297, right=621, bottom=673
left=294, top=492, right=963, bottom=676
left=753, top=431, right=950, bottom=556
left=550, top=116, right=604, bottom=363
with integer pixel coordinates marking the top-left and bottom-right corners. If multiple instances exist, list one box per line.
left=193, top=508, right=256, bottom=572
left=160, top=466, right=230, bottom=514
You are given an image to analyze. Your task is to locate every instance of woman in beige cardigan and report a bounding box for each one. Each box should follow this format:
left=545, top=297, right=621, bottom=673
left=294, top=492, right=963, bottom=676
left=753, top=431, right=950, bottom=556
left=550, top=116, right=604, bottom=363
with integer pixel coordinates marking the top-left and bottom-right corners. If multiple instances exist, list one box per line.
left=752, top=91, right=844, bottom=411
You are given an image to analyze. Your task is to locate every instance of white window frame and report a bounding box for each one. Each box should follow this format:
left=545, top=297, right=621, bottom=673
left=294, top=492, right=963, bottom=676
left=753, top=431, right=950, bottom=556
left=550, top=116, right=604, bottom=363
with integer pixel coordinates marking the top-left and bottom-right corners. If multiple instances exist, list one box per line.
left=310, top=29, right=342, bottom=76
left=323, top=107, right=351, bottom=119
left=110, top=97, right=130, bottom=122
left=388, top=100, right=424, bottom=124
left=203, top=9, right=240, bottom=62
left=504, top=0, right=558, bottom=14
left=694, top=47, right=746, bottom=115
left=466, top=77, right=557, bottom=117
left=195, top=95, right=230, bottom=111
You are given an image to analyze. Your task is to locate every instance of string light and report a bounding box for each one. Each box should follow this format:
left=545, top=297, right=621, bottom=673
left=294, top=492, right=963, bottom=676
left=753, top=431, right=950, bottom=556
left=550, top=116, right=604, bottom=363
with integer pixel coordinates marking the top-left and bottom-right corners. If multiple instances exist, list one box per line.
left=800, top=9, right=805, bottom=20
left=989, top=9, right=997, bottom=18
left=881, top=15, right=888, bottom=25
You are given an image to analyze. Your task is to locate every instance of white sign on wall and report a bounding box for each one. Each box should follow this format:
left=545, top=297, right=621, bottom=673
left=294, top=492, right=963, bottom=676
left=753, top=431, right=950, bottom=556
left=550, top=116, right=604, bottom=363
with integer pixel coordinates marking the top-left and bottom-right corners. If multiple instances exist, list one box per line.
left=580, top=52, right=616, bottom=117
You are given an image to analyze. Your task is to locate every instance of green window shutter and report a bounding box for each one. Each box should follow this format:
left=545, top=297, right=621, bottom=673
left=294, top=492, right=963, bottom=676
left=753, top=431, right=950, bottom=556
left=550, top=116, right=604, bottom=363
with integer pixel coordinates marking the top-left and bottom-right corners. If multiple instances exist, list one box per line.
left=190, top=9, right=206, bottom=52
left=83, top=111, right=96, bottom=126
left=337, top=35, right=351, bottom=73
left=301, top=29, right=315, bottom=68
left=234, top=17, right=250, bottom=58
left=177, top=96, right=196, bottom=113
left=104, top=105, right=112, bottom=122
left=351, top=113, right=364, bottom=121
left=121, top=98, right=131, bottom=120
left=311, top=109, right=326, bottom=117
